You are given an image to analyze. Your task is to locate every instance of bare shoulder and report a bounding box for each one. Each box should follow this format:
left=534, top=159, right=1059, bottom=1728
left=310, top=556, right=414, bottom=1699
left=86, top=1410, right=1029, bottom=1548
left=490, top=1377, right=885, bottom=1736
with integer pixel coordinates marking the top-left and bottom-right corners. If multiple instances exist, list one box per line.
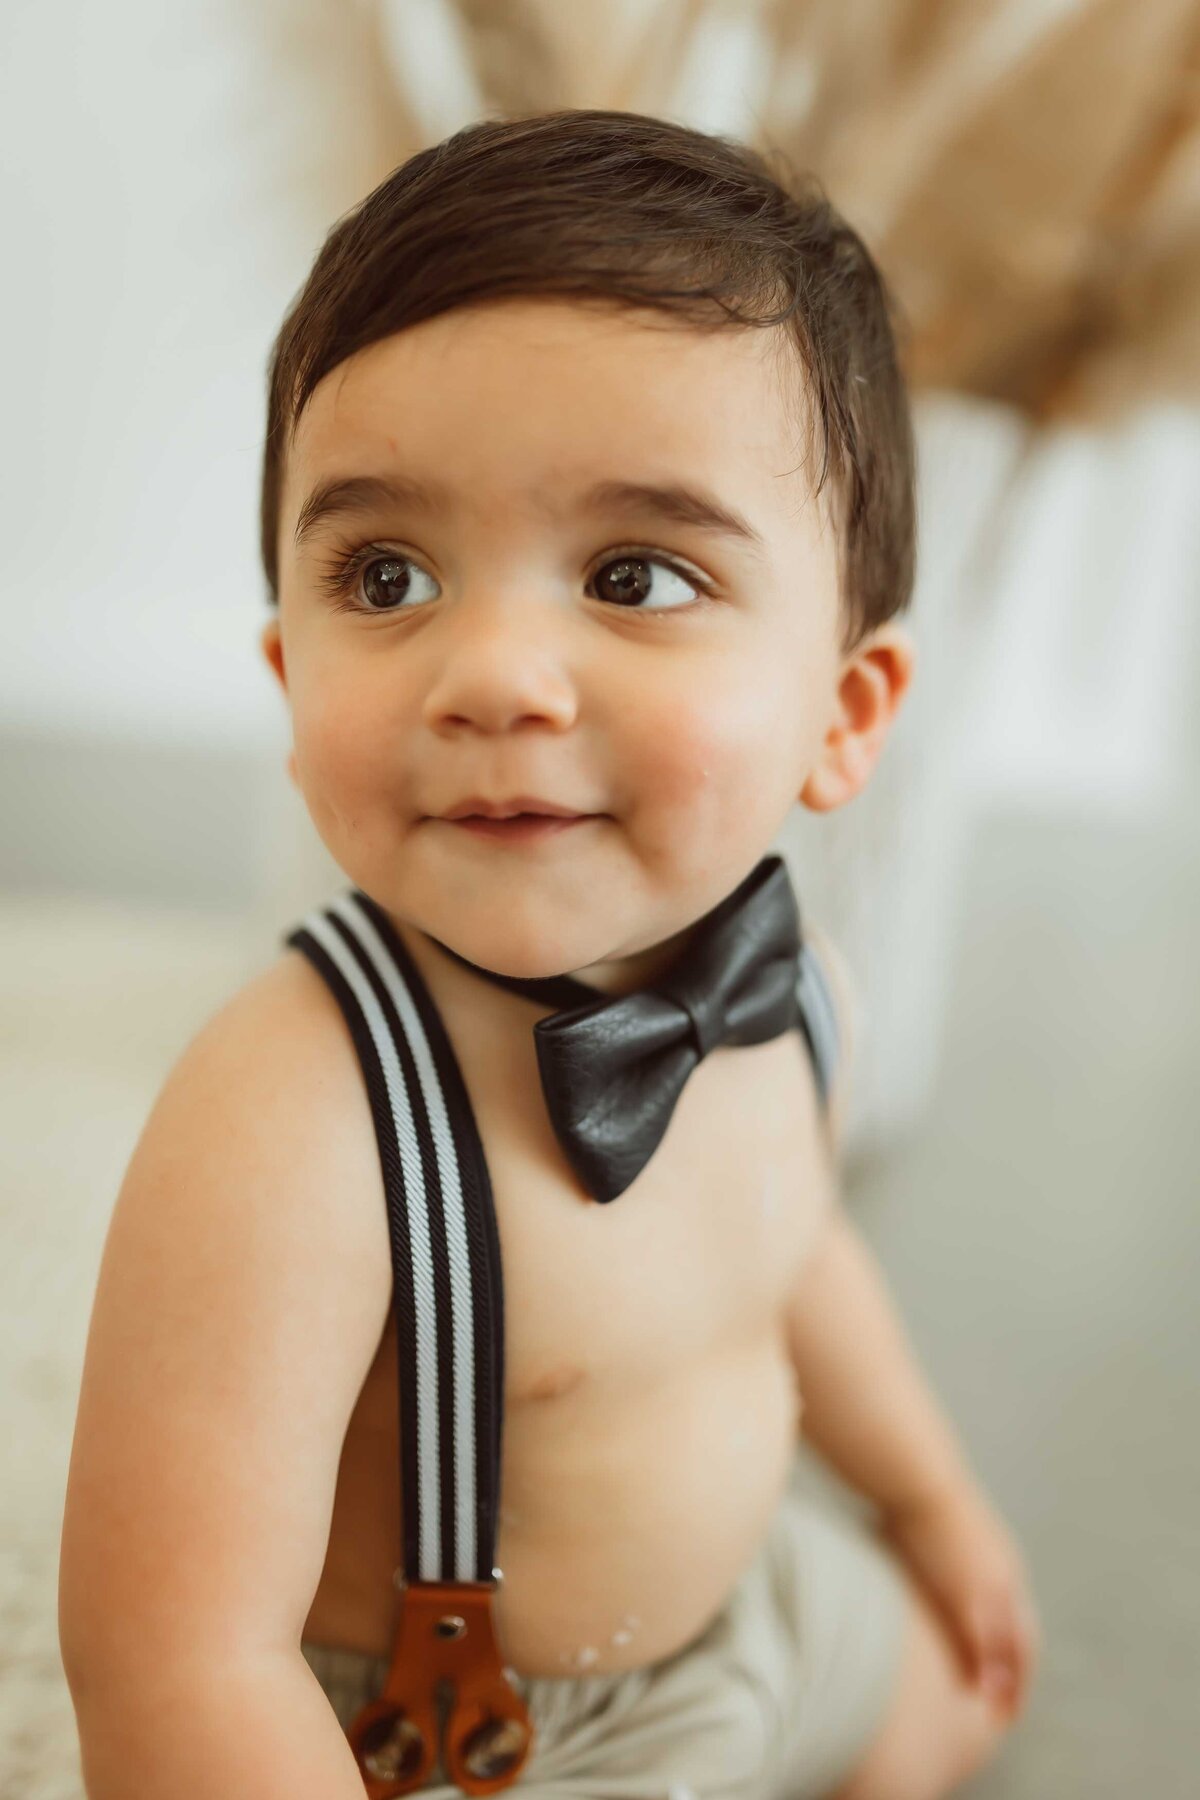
left=142, top=944, right=395, bottom=1305
left=59, top=946, right=392, bottom=1688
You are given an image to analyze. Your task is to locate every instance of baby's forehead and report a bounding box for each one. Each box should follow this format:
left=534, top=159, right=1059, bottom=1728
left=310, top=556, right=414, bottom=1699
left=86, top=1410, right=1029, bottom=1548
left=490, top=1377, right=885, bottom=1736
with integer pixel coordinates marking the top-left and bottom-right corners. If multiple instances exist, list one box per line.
left=300, top=299, right=802, bottom=448
left=284, top=306, right=825, bottom=544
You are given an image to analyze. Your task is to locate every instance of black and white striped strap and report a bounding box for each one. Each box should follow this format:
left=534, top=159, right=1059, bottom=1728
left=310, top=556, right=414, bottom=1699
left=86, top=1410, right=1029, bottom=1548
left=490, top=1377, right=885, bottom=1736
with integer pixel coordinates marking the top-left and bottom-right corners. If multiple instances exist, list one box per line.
left=284, top=888, right=504, bottom=1587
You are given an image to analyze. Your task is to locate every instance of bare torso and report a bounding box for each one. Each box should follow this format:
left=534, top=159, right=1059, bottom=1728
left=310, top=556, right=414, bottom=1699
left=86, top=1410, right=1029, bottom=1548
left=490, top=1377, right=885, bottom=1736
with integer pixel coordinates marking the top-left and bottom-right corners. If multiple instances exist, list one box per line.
left=301, top=918, right=835, bottom=1678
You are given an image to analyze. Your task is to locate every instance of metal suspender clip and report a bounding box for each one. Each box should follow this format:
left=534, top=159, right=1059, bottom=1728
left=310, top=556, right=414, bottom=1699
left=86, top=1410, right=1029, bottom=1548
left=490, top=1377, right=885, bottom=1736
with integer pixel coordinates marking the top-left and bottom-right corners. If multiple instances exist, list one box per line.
left=346, top=1568, right=534, bottom=1797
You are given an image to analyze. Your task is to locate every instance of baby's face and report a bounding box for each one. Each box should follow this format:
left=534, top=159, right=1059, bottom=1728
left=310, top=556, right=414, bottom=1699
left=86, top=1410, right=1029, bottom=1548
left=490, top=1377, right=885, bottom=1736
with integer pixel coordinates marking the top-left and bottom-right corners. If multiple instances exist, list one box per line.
left=265, top=297, right=854, bottom=985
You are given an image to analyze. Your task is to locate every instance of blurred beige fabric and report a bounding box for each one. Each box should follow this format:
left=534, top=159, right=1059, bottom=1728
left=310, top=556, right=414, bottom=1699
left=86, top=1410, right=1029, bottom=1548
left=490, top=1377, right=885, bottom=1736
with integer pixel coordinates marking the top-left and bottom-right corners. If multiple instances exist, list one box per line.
left=280, top=0, right=1200, bottom=421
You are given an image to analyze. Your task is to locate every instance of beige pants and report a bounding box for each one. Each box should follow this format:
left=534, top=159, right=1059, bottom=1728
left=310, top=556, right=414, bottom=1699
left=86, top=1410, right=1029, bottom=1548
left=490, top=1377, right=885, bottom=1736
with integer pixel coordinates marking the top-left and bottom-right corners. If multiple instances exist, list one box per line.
left=301, top=1489, right=908, bottom=1800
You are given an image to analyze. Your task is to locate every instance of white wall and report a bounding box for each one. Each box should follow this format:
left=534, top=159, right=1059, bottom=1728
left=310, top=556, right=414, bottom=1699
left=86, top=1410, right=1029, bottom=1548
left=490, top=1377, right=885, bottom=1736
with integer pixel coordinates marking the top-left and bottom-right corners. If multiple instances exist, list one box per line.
left=0, top=0, right=339, bottom=751
left=967, top=405, right=1200, bottom=823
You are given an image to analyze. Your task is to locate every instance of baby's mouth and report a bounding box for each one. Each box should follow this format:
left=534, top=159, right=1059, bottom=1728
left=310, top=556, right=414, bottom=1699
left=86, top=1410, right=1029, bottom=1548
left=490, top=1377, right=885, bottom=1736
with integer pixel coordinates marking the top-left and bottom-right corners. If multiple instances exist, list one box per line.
left=446, top=813, right=599, bottom=840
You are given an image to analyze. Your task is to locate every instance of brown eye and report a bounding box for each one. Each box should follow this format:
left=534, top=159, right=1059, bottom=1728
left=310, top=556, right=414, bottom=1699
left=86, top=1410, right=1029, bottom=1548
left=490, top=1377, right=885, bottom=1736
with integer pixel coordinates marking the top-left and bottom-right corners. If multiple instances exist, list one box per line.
left=590, top=555, right=702, bottom=613
left=359, top=555, right=440, bottom=611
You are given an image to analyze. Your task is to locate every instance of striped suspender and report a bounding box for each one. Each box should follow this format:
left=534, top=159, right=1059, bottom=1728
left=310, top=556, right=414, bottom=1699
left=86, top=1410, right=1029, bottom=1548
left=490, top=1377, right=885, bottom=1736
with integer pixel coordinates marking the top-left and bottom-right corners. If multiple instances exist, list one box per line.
left=285, top=887, right=505, bottom=1587
left=284, top=889, right=532, bottom=1798
left=795, top=937, right=841, bottom=1115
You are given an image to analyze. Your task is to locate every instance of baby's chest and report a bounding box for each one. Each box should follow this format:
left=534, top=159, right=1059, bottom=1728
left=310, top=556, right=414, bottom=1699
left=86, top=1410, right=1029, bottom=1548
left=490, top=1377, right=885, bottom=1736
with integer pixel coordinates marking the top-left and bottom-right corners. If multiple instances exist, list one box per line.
left=468, top=1029, right=836, bottom=1404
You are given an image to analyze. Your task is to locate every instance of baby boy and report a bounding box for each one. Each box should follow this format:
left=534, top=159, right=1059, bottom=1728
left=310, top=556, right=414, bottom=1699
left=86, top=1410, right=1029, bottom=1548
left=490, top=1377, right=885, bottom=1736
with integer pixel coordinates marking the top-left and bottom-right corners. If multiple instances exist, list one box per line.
left=59, top=109, right=1039, bottom=1800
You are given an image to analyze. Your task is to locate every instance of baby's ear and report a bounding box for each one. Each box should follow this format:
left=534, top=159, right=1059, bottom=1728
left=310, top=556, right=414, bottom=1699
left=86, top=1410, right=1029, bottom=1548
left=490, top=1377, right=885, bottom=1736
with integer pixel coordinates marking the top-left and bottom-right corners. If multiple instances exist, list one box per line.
left=799, top=622, right=914, bottom=813
left=259, top=618, right=298, bottom=785
left=260, top=617, right=287, bottom=693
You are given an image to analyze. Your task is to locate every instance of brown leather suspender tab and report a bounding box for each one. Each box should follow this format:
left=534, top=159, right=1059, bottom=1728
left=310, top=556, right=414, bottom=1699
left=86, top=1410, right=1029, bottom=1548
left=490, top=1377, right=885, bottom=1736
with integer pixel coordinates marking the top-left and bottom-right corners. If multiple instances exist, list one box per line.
left=345, top=1576, right=532, bottom=1798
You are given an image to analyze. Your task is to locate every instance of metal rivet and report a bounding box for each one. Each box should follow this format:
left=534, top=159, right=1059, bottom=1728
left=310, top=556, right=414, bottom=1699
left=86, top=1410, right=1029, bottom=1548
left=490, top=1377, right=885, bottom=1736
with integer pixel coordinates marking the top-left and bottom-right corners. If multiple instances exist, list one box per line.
left=434, top=1612, right=467, bottom=1638
left=358, top=1709, right=425, bottom=1783
left=461, top=1714, right=530, bottom=1780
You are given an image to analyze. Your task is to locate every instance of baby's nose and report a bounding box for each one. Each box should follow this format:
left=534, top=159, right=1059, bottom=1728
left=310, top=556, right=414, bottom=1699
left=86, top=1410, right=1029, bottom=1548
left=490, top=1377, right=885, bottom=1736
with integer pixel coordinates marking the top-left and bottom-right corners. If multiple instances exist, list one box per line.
left=421, top=626, right=579, bottom=735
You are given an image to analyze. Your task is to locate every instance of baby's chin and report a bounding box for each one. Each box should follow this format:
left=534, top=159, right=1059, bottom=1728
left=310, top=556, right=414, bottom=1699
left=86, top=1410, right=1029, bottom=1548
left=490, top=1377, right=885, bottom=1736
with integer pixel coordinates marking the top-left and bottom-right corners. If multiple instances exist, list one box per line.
left=472, top=922, right=706, bottom=995
left=414, top=911, right=678, bottom=991
left=441, top=929, right=635, bottom=986
left=386, top=847, right=708, bottom=987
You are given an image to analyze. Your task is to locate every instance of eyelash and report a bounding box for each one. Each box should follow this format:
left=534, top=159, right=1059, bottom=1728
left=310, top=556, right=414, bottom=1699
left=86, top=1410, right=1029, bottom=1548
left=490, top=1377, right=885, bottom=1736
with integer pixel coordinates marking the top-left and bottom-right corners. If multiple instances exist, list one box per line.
left=313, top=540, right=714, bottom=621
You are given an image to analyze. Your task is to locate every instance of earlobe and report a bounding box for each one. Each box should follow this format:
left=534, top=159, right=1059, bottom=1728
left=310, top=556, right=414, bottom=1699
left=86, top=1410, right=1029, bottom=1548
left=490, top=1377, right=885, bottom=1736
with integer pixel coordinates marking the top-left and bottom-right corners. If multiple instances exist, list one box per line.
left=799, top=624, right=915, bottom=814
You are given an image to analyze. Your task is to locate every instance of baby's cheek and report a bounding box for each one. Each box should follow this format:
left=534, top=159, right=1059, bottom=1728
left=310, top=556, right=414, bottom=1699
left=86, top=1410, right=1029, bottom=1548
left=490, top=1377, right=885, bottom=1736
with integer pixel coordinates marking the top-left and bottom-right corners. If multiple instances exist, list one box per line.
left=639, top=711, right=720, bottom=813
left=291, top=681, right=384, bottom=845
left=642, top=693, right=777, bottom=818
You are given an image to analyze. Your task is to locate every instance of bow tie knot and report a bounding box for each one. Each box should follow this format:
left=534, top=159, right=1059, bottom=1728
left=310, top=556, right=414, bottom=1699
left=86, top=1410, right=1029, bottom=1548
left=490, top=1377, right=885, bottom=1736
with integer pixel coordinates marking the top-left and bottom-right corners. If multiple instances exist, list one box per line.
left=659, top=978, right=725, bottom=1062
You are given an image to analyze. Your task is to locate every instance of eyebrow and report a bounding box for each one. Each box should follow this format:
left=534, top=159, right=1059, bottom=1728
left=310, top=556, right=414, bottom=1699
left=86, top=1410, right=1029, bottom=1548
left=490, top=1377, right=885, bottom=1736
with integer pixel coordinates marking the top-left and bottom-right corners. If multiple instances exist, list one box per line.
left=292, top=471, right=768, bottom=560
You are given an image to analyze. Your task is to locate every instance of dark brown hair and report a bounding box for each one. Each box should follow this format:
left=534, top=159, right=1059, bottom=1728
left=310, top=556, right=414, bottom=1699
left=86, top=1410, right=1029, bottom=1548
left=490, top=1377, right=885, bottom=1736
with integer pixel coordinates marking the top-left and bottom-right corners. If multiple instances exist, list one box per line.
left=260, top=108, right=915, bottom=653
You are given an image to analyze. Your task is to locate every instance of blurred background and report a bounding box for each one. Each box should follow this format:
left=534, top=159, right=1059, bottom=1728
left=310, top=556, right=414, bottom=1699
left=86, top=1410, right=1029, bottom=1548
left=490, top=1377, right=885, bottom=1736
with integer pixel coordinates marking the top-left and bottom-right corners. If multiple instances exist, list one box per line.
left=3, top=1, right=1198, bottom=1794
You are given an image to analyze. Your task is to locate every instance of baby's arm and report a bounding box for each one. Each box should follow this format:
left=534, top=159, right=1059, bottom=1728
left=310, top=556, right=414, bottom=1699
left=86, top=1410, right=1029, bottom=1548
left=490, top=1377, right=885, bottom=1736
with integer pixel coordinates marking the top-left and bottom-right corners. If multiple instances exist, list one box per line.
left=787, top=927, right=1040, bottom=1708
left=786, top=1202, right=973, bottom=1512
left=789, top=920, right=971, bottom=1510
left=58, top=959, right=394, bottom=1798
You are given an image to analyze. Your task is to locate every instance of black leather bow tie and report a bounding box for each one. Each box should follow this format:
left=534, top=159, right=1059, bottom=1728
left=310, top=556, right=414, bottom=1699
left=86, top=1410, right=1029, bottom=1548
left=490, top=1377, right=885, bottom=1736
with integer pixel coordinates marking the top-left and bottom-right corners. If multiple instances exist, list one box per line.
left=425, top=853, right=805, bottom=1203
